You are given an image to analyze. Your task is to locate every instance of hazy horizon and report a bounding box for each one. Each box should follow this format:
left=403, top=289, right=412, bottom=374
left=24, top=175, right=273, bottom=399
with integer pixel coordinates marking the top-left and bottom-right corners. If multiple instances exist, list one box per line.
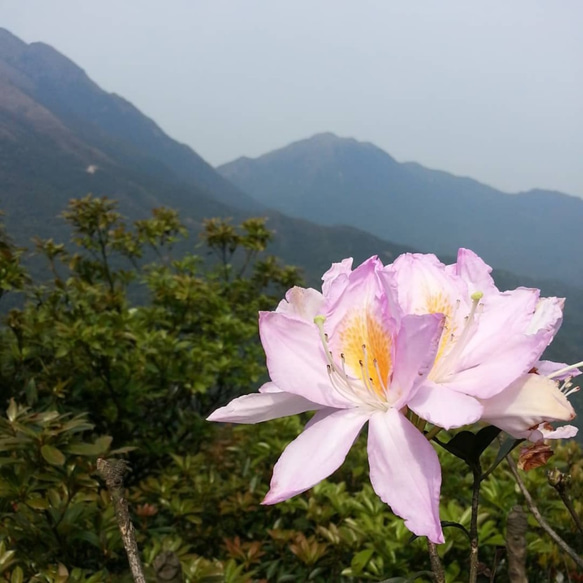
left=1, top=1, right=581, bottom=197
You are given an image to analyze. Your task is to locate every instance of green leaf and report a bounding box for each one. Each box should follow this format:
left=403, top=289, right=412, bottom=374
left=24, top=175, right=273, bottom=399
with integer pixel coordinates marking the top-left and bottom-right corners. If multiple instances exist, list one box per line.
left=350, top=548, right=374, bottom=574
left=481, top=436, right=524, bottom=481
left=55, top=345, right=69, bottom=359
left=67, top=436, right=112, bottom=456
left=73, top=530, right=101, bottom=548
left=441, top=520, right=471, bottom=541
left=437, top=426, right=501, bottom=468
left=472, top=425, right=502, bottom=459
left=10, top=566, right=23, bottom=583
left=41, top=444, right=66, bottom=466
left=26, top=497, right=49, bottom=510
left=24, top=379, right=37, bottom=407
left=436, top=430, right=475, bottom=464
left=6, top=399, right=17, bottom=423
left=0, top=545, right=16, bottom=570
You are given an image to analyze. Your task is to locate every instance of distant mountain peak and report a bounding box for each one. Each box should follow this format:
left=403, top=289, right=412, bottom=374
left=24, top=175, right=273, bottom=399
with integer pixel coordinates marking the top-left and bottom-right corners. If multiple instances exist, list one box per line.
left=219, top=132, right=398, bottom=181
left=27, top=41, right=90, bottom=83
left=289, top=132, right=361, bottom=148
left=0, top=27, right=263, bottom=212
left=0, top=27, right=28, bottom=58
left=0, top=28, right=91, bottom=89
left=308, top=131, right=341, bottom=141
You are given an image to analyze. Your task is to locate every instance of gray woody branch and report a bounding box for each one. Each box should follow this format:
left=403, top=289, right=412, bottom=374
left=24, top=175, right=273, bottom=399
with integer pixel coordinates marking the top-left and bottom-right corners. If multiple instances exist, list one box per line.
left=97, top=458, right=147, bottom=583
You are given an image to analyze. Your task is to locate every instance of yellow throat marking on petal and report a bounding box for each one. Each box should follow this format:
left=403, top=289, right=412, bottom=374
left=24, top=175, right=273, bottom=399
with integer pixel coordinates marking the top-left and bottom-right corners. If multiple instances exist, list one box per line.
left=424, top=292, right=456, bottom=369
left=339, top=310, right=392, bottom=399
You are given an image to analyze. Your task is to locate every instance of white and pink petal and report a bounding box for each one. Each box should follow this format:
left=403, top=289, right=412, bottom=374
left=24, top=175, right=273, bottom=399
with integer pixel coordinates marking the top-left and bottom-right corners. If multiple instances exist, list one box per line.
left=387, top=252, right=467, bottom=318
left=390, top=313, right=445, bottom=408
left=259, top=312, right=351, bottom=409
left=408, top=382, right=483, bottom=429
left=262, top=408, right=368, bottom=504
left=368, top=409, right=444, bottom=544
left=276, top=287, right=325, bottom=322
left=447, top=248, right=498, bottom=297
left=322, top=257, right=354, bottom=298
left=479, top=374, right=576, bottom=439
left=207, top=391, right=323, bottom=424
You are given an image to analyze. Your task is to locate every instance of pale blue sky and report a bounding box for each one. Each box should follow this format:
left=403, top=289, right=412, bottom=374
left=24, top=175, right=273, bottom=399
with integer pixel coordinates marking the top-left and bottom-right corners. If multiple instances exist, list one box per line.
left=1, top=0, right=582, bottom=196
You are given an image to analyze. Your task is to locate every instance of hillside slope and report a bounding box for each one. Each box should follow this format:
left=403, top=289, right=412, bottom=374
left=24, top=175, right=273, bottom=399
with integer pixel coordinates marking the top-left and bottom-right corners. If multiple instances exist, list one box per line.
left=0, top=29, right=416, bottom=285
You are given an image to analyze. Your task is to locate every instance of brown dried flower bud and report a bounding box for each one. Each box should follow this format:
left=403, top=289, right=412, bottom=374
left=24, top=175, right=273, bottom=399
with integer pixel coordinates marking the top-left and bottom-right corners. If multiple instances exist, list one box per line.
left=518, top=442, right=554, bottom=471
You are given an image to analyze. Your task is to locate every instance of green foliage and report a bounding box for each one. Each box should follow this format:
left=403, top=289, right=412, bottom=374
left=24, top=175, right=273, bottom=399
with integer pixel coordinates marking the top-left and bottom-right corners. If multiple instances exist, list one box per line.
left=0, top=399, right=120, bottom=580
left=0, top=196, right=582, bottom=581
left=0, top=216, right=28, bottom=301
left=124, top=419, right=583, bottom=582
left=0, top=197, right=299, bottom=468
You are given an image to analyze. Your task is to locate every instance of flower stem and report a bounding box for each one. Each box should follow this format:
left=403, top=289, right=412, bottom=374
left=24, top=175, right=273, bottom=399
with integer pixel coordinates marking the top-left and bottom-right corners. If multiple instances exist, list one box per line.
left=506, top=454, right=583, bottom=570
left=427, top=540, right=445, bottom=583
left=469, top=463, right=482, bottom=583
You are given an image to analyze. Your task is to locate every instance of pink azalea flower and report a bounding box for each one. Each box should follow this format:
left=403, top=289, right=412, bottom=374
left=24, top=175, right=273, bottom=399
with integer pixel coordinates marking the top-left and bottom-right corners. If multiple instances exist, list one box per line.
left=383, top=249, right=567, bottom=431
left=209, top=257, right=448, bottom=543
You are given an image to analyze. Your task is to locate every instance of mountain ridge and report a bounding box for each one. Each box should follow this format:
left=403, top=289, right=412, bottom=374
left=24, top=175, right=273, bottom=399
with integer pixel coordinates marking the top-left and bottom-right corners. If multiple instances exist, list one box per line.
left=218, top=132, right=583, bottom=287
left=0, top=27, right=261, bottom=213
left=0, top=28, right=418, bottom=287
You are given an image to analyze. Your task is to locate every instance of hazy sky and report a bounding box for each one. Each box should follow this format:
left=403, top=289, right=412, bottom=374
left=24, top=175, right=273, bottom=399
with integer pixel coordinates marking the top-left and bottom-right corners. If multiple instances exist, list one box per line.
left=1, top=1, right=582, bottom=196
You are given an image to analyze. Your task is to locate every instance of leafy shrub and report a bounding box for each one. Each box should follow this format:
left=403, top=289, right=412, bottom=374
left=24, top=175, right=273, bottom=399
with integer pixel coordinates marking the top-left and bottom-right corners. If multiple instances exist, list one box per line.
left=0, top=197, right=581, bottom=581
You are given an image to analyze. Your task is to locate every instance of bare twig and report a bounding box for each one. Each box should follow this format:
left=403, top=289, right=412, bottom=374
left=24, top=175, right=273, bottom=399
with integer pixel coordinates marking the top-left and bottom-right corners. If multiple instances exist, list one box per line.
left=97, top=458, right=147, bottom=583
left=506, top=505, right=528, bottom=583
left=427, top=540, right=445, bottom=583
left=506, top=454, right=583, bottom=570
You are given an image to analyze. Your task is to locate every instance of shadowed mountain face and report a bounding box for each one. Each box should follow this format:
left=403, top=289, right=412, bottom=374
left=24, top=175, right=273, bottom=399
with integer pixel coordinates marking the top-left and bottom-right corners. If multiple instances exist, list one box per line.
left=0, top=28, right=415, bottom=282
left=0, top=27, right=261, bottom=213
left=218, top=133, right=583, bottom=287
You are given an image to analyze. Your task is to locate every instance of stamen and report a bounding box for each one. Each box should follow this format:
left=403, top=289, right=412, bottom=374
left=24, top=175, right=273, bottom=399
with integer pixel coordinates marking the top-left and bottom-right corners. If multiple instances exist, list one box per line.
left=362, top=343, right=372, bottom=389
left=373, top=359, right=387, bottom=395
left=433, top=292, right=482, bottom=378
left=358, top=359, right=376, bottom=395
left=340, top=353, right=349, bottom=380
left=327, top=364, right=353, bottom=400
left=314, top=316, right=335, bottom=368
left=559, top=378, right=580, bottom=398
left=316, top=314, right=383, bottom=408
left=561, top=378, right=573, bottom=389
left=564, top=387, right=580, bottom=399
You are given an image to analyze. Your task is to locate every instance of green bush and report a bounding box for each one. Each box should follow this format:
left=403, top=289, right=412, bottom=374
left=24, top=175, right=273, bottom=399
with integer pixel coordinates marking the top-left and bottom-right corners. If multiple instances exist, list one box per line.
left=0, top=197, right=581, bottom=581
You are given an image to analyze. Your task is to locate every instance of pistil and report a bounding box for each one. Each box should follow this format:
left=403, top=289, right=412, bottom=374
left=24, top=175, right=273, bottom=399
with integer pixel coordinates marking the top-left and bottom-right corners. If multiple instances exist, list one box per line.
left=547, top=360, right=583, bottom=380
